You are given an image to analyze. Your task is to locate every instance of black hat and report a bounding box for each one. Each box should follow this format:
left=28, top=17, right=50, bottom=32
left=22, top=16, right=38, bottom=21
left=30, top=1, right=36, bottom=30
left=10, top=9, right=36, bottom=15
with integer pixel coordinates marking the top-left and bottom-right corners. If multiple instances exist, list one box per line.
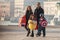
left=40, top=14, right=44, bottom=17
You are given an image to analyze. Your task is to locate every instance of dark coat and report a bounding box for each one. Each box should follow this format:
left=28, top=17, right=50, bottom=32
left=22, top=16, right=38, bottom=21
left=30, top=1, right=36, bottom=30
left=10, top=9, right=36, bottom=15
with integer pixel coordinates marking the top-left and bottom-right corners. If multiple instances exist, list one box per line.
left=34, top=7, right=44, bottom=25
left=25, top=10, right=33, bottom=30
left=34, top=7, right=44, bottom=19
left=26, top=10, right=33, bottom=20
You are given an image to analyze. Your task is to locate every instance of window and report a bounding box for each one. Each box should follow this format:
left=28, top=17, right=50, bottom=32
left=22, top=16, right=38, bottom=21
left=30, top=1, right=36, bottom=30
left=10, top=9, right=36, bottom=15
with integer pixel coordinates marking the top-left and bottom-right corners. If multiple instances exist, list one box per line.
left=57, top=2, right=60, bottom=10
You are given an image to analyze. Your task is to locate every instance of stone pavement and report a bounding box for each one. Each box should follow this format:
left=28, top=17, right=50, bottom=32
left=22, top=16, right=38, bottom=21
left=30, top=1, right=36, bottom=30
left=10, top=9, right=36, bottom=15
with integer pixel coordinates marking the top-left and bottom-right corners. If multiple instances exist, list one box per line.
left=0, top=25, right=60, bottom=40
left=0, top=32, right=60, bottom=40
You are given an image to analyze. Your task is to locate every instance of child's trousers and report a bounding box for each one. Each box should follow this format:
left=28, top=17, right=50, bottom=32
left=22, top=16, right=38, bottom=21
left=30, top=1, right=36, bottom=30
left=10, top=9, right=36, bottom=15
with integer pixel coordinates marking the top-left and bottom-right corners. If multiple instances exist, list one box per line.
left=27, top=28, right=34, bottom=37
left=37, top=25, right=46, bottom=36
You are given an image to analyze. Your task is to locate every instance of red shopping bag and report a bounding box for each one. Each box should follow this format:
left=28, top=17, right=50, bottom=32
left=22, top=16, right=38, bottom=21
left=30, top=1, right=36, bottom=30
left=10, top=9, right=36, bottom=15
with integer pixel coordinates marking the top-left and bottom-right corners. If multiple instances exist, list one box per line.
left=19, top=15, right=26, bottom=27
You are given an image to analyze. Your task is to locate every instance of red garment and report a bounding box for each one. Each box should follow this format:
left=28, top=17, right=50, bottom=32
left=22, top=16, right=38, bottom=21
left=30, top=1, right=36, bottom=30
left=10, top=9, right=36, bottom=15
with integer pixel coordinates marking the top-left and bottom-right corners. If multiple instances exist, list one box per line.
left=19, top=15, right=38, bottom=30
left=21, top=15, right=26, bottom=26
left=19, top=15, right=48, bottom=30
left=19, top=15, right=26, bottom=27
left=35, top=25, right=38, bottom=30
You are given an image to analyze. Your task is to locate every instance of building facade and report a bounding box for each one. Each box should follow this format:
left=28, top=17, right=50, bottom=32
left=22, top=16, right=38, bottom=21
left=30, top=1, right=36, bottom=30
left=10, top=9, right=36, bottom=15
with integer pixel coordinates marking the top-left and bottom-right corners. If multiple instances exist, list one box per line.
left=0, top=0, right=60, bottom=26
left=0, top=0, right=14, bottom=21
left=44, top=0, right=60, bottom=25
left=14, top=0, right=24, bottom=17
left=0, top=0, right=10, bottom=21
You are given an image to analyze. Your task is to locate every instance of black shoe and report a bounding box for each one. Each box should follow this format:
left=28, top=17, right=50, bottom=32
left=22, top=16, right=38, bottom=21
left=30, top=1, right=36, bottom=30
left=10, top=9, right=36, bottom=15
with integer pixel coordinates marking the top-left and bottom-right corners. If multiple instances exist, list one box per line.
left=26, top=35, right=29, bottom=37
left=26, top=32, right=30, bottom=37
left=43, top=36, right=45, bottom=37
left=30, top=35, right=34, bottom=37
left=26, top=30, right=30, bottom=37
left=26, top=33, right=30, bottom=37
left=26, top=34, right=29, bottom=37
left=36, top=34, right=40, bottom=37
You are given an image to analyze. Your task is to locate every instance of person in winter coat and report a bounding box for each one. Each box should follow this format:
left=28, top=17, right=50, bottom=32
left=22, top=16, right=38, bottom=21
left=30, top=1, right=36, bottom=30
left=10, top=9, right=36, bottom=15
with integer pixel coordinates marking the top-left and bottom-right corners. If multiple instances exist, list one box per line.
left=27, top=14, right=37, bottom=37
left=25, top=6, right=33, bottom=36
left=34, top=2, right=44, bottom=37
left=36, top=14, right=47, bottom=37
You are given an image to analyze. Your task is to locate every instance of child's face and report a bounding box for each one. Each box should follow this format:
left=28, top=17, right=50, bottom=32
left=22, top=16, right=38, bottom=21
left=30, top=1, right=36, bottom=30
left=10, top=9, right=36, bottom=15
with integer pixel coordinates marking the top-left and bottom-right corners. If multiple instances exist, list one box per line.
left=27, top=8, right=30, bottom=11
left=40, top=17, right=43, bottom=21
left=31, top=16, right=34, bottom=19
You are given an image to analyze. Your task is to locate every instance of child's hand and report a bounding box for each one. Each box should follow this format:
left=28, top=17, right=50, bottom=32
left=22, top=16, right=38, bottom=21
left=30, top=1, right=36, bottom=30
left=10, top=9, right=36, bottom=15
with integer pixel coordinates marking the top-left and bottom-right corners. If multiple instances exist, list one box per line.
left=30, top=22, right=34, bottom=24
